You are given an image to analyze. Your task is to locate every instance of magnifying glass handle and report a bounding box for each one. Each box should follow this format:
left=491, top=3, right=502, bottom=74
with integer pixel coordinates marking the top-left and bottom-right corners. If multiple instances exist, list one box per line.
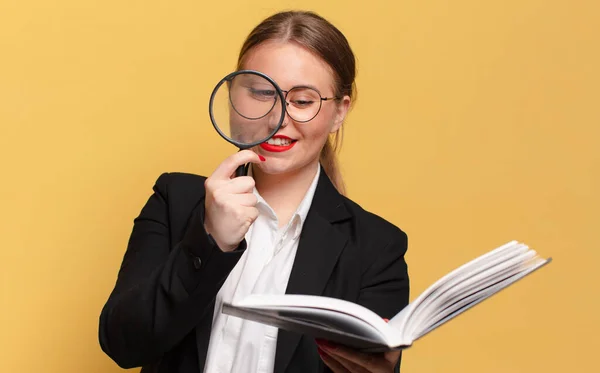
left=235, top=164, right=248, bottom=177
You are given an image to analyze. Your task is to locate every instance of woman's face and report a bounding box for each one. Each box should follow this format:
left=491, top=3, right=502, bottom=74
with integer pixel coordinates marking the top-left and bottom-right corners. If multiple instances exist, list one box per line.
left=241, top=41, right=351, bottom=176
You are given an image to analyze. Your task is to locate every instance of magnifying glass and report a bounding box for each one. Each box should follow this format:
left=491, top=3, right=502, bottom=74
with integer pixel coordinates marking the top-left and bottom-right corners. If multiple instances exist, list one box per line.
left=209, top=70, right=286, bottom=177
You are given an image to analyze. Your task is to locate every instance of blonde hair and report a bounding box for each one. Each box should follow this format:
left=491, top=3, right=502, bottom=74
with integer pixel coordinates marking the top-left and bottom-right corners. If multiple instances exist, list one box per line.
left=237, top=11, right=356, bottom=195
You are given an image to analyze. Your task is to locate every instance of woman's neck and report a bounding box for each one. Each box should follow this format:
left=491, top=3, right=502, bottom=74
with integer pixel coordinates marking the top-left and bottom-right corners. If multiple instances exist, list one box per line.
left=252, top=160, right=319, bottom=227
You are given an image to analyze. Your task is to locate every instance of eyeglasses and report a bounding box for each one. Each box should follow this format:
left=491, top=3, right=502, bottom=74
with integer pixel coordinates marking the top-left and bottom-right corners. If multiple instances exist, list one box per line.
left=279, top=86, right=342, bottom=123
left=229, top=77, right=341, bottom=123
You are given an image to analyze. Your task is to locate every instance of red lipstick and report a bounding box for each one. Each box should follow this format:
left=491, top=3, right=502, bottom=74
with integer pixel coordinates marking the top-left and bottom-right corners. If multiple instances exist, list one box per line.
left=259, top=135, right=297, bottom=152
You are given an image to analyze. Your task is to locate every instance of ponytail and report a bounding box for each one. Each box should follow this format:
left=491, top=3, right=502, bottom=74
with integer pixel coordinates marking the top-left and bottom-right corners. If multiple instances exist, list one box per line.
left=319, top=130, right=346, bottom=195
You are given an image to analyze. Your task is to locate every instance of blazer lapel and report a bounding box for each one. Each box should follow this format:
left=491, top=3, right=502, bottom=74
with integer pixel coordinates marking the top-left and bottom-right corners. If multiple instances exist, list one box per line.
left=274, top=167, right=352, bottom=373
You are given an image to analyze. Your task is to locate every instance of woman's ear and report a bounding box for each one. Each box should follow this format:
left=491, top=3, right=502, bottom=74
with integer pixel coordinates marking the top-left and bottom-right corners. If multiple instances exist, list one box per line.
left=330, top=95, right=351, bottom=133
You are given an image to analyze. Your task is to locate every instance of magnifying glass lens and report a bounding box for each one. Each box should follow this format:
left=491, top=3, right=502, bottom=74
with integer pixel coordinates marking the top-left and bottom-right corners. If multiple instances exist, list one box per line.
left=211, top=72, right=284, bottom=147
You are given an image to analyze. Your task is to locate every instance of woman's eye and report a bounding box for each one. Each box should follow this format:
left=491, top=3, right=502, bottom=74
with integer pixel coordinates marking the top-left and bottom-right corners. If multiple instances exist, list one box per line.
left=249, top=88, right=276, bottom=100
left=291, top=100, right=315, bottom=107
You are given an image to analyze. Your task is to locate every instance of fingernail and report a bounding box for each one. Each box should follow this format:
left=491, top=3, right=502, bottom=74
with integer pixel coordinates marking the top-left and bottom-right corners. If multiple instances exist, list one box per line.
left=258, top=155, right=266, bottom=162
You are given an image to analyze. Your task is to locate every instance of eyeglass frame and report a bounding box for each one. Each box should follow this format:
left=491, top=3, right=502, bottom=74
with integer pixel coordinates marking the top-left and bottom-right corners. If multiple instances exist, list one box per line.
left=279, top=85, right=343, bottom=123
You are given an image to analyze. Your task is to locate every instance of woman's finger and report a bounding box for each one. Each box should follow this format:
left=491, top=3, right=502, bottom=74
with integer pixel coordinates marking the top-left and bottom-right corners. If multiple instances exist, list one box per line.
left=318, top=348, right=353, bottom=373
left=220, top=176, right=256, bottom=194
left=224, top=193, right=258, bottom=207
left=326, top=353, right=371, bottom=373
left=384, top=350, right=402, bottom=366
left=318, top=343, right=385, bottom=372
left=211, top=150, right=264, bottom=180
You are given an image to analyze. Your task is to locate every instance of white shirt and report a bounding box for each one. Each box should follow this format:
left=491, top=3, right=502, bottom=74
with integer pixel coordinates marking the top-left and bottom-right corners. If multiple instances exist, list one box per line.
left=202, top=164, right=321, bottom=373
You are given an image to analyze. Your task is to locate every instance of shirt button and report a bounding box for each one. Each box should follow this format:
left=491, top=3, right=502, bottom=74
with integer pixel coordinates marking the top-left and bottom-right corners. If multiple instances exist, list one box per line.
left=192, top=256, right=202, bottom=269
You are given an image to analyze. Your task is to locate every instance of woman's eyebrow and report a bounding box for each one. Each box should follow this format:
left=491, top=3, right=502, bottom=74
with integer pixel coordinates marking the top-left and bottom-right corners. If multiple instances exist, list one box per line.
left=284, top=84, right=322, bottom=93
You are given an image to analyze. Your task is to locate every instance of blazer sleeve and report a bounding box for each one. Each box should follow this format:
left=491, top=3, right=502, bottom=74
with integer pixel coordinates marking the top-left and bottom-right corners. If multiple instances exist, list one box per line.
left=356, top=227, right=409, bottom=372
left=98, top=173, right=245, bottom=369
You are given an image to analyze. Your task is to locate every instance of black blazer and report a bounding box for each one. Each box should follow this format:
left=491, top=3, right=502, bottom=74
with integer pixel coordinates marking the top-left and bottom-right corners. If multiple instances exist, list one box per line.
left=99, top=168, right=410, bottom=373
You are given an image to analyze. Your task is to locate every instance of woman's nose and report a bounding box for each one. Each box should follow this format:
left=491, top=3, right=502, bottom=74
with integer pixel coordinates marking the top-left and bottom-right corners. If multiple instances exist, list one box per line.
left=280, top=107, right=291, bottom=128
left=268, top=102, right=291, bottom=131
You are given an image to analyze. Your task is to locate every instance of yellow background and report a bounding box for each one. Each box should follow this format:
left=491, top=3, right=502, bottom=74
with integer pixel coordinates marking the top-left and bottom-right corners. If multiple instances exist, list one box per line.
left=1, top=0, right=598, bottom=372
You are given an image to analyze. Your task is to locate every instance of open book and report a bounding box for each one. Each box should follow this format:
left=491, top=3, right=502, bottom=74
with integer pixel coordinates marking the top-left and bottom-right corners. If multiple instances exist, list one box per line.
left=222, top=240, right=551, bottom=351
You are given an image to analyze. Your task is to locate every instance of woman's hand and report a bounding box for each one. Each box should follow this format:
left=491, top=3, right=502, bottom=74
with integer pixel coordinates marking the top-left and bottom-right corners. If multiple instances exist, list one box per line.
left=204, top=150, right=265, bottom=252
left=316, top=319, right=400, bottom=373
left=316, top=342, right=400, bottom=373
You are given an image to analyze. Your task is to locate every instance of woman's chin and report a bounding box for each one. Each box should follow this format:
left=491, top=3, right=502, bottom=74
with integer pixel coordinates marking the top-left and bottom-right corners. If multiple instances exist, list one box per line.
left=253, top=157, right=320, bottom=178
left=254, top=161, right=290, bottom=175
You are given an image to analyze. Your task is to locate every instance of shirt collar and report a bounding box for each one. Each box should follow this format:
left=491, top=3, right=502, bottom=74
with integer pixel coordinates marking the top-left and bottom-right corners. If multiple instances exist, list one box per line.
left=249, top=163, right=321, bottom=239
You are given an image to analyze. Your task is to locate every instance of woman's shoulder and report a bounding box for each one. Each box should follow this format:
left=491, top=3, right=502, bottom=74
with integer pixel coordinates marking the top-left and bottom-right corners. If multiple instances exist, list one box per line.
left=153, top=171, right=207, bottom=185
left=149, top=171, right=208, bottom=203
left=339, top=194, right=408, bottom=247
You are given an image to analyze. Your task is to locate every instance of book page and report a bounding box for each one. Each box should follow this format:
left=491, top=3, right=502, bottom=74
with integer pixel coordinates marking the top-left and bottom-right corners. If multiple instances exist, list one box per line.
left=222, top=302, right=403, bottom=350
left=227, top=294, right=394, bottom=343
left=390, top=241, right=527, bottom=336
left=406, top=250, right=536, bottom=337
left=412, top=254, right=539, bottom=334
left=413, top=258, right=549, bottom=341
left=409, top=244, right=529, bottom=319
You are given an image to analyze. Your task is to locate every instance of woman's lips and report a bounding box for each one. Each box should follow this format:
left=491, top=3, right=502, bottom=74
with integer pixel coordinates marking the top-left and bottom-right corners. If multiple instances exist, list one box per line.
left=259, top=141, right=296, bottom=152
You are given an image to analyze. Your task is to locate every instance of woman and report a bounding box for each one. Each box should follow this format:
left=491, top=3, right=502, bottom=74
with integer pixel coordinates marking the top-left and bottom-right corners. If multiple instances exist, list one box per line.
left=99, top=10, right=410, bottom=373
